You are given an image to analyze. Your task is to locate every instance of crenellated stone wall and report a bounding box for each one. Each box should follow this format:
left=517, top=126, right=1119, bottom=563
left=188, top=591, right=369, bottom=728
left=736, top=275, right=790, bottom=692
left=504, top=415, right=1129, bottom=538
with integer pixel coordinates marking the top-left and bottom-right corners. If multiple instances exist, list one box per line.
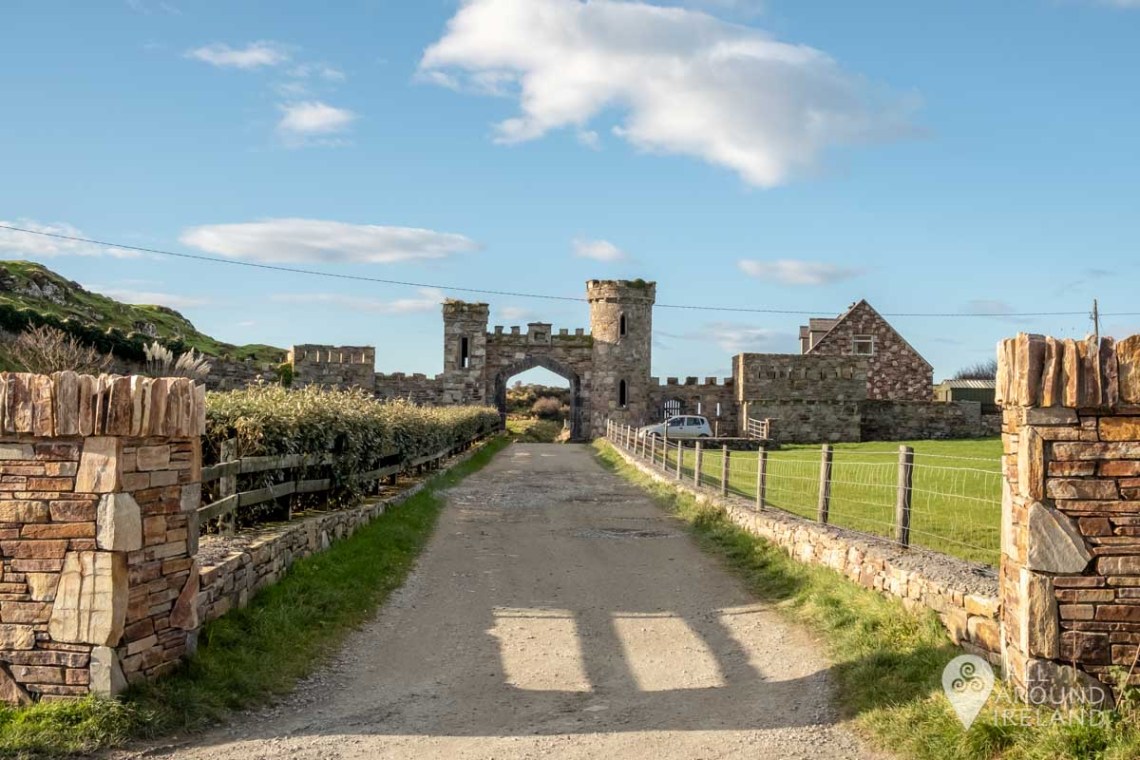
left=997, top=332, right=1140, bottom=707
left=0, top=373, right=204, bottom=704
left=373, top=372, right=444, bottom=404
left=647, top=376, right=737, bottom=435
left=288, top=345, right=376, bottom=389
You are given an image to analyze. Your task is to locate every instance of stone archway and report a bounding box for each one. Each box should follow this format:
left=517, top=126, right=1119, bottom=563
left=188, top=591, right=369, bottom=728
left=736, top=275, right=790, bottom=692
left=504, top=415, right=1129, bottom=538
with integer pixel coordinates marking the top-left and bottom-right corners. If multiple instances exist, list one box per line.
left=492, top=356, right=586, bottom=441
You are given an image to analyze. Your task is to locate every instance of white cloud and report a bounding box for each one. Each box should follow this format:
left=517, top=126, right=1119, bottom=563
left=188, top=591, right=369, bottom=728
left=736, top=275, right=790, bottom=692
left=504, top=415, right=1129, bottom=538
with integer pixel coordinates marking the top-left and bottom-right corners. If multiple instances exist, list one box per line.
left=276, top=101, right=357, bottom=146
left=91, top=288, right=209, bottom=309
left=180, top=218, right=479, bottom=264
left=573, top=238, right=627, bottom=262
left=420, top=0, right=916, bottom=187
left=0, top=219, right=138, bottom=258
left=271, top=288, right=445, bottom=315
left=288, top=63, right=346, bottom=82
left=186, top=41, right=290, bottom=69
left=737, top=259, right=863, bottom=285
left=663, top=322, right=794, bottom=354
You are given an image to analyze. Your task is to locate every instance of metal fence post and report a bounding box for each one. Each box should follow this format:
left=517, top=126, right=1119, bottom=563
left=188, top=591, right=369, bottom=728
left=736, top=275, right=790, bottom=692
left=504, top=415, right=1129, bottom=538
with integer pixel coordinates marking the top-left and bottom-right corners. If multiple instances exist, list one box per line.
left=896, top=445, right=915, bottom=546
left=675, top=441, right=683, bottom=479
left=817, top=443, right=833, bottom=524
left=756, top=447, right=767, bottom=509
left=720, top=445, right=729, bottom=496
left=694, top=441, right=703, bottom=487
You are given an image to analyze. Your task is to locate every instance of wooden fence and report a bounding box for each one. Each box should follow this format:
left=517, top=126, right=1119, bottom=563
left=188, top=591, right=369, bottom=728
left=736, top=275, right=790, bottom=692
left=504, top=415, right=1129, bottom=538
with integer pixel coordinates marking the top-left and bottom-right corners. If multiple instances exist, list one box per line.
left=198, top=425, right=497, bottom=531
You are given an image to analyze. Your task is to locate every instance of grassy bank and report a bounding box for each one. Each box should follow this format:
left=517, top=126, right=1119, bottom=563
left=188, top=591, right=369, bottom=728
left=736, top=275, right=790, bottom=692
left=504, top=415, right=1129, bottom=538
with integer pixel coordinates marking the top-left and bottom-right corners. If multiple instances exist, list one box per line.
left=595, top=440, right=1140, bottom=760
left=649, top=437, right=1002, bottom=565
left=0, top=436, right=508, bottom=759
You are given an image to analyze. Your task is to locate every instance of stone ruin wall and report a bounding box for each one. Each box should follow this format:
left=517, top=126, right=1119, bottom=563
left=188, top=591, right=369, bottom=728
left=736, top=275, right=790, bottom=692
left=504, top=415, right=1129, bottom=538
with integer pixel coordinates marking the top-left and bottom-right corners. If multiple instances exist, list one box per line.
left=997, top=332, right=1140, bottom=707
left=0, top=373, right=203, bottom=704
left=647, top=377, right=738, bottom=436
left=734, top=354, right=866, bottom=443
left=288, top=345, right=376, bottom=390
left=374, top=372, right=444, bottom=405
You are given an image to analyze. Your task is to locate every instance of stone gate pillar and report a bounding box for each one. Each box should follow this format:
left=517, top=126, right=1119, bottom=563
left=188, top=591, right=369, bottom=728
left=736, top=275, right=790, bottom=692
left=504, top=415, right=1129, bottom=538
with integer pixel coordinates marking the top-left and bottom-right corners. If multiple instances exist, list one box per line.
left=996, top=333, right=1140, bottom=707
left=0, top=373, right=204, bottom=704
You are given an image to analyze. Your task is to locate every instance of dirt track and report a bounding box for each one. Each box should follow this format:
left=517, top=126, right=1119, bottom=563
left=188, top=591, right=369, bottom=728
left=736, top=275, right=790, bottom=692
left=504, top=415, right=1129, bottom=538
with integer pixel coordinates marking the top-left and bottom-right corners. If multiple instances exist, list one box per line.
left=140, top=443, right=883, bottom=759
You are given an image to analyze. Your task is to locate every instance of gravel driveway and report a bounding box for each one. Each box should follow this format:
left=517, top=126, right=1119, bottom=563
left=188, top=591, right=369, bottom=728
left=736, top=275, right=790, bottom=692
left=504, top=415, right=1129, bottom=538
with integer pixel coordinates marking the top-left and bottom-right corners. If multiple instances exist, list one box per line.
left=137, top=443, right=885, bottom=760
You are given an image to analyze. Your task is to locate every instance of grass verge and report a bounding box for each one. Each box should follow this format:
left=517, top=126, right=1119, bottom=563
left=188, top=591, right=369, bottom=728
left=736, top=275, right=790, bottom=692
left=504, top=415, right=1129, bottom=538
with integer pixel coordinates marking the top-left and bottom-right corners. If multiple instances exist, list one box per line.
left=506, top=418, right=565, bottom=443
left=0, top=435, right=509, bottom=759
left=594, top=439, right=1140, bottom=760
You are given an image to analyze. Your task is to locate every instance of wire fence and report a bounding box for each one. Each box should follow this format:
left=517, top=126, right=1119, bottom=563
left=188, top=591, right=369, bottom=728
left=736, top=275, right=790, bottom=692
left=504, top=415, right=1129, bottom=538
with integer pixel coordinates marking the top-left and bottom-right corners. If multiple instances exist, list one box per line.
left=606, top=420, right=1001, bottom=567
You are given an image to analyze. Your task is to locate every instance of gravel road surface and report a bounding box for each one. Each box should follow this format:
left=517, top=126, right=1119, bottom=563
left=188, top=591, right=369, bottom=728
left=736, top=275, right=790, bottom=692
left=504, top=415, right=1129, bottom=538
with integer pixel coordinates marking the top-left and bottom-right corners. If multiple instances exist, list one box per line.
left=137, top=443, right=885, bottom=760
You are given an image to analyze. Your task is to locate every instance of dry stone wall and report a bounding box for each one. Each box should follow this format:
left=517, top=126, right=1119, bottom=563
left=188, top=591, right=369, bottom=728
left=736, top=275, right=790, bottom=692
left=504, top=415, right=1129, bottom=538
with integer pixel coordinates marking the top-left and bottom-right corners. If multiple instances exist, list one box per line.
left=0, top=373, right=204, bottom=704
left=997, top=332, right=1140, bottom=707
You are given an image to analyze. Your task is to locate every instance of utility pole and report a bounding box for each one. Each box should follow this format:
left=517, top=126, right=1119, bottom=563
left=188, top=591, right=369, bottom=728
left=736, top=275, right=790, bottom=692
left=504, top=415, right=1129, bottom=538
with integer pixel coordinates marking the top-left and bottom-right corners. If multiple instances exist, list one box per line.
left=1093, top=298, right=1100, bottom=343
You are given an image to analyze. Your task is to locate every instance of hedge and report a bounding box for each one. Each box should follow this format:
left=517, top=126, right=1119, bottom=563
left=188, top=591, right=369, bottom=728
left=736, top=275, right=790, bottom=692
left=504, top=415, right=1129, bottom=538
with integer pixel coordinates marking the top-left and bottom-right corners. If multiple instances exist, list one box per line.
left=204, top=385, right=501, bottom=525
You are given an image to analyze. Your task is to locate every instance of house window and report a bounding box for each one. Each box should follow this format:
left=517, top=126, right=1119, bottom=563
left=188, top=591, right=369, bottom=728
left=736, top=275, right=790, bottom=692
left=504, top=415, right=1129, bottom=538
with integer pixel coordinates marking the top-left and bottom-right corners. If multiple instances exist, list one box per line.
left=619, top=313, right=627, bottom=337
left=618, top=379, right=628, bottom=408
left=460, top=337, right=470, bottom=368
left=852, top=335, right=875, bottom=356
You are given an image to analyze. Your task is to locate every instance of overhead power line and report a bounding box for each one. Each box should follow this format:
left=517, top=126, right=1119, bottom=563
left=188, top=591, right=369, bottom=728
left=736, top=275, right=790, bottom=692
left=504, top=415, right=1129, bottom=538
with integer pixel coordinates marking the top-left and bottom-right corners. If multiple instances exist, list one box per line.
left=0, top=223, right=1131, bottom=319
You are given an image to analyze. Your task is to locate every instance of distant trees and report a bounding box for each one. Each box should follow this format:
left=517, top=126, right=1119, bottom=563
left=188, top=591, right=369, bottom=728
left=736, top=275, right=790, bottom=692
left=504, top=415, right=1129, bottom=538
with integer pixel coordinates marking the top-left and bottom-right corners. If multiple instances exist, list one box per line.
left=953, top=359, right=998, bottom=380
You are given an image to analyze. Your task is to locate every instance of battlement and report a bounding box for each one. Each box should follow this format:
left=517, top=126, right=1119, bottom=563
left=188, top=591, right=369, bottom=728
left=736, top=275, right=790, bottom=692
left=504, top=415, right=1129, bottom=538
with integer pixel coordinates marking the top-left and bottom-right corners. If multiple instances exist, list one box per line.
left=488, top=325, right=591, bottom=344
left=650, top=376, right=734, bottom=387
left=289, top=345, right=376, bottom=366
left=375, top=371, right=437, bottom=381
left=585, top=279, right=657, bottom=304
left=442, top=300, right=490, bottom=320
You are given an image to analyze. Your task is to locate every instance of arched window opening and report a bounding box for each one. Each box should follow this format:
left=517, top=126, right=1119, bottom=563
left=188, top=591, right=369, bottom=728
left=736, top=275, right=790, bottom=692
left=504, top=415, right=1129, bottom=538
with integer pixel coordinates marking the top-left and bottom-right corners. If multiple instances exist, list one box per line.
left=619, top=313, right=627, bottom=337
left=618, top=379, right=628, bottom=408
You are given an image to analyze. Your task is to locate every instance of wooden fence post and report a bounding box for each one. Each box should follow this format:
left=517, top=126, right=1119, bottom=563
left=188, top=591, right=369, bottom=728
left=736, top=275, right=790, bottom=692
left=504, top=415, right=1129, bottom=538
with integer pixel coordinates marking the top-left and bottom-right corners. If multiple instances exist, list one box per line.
left=817, top=443, right=833, bottom=524
left=756, top=447, right=767, bottom=509
left=694, top=441, right=703, bottom=487
left=896, top=445, right=915, bottom=546
left=648, top=434, right=655, bottom=465
left=720, top=445, right=730, bottom=496
left=675, top=441, right=683, bottom=479
left=220, top=438, right=237, bottom=536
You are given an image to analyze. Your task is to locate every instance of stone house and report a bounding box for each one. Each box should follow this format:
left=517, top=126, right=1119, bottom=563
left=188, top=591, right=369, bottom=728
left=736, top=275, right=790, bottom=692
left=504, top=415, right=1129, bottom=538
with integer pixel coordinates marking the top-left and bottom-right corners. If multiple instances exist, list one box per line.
left=798, top=300, right=933, bottom=401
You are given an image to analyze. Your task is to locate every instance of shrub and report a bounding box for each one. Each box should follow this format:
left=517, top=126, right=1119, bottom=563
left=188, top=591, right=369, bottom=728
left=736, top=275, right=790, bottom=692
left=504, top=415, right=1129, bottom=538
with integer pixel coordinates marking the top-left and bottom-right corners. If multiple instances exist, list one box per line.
left=530, top=396, right=564, bottom=420
left=7, top=324, right=112, bottom=374
left=204, top=385, right=500, bottom=525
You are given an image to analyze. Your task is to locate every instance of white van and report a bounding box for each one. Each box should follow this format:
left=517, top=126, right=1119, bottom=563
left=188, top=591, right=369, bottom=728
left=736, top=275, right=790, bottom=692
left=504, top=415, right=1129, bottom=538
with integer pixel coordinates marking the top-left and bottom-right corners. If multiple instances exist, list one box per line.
left=638, top=415, right=713, bottom=439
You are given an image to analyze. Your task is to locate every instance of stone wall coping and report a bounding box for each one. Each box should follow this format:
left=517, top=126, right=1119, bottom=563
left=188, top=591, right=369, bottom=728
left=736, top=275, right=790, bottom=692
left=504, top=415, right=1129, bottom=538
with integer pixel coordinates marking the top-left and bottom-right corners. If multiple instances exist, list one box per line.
left=996, top=332, right=1140, bottom=410
left=0, top=371, right=205, bottom=439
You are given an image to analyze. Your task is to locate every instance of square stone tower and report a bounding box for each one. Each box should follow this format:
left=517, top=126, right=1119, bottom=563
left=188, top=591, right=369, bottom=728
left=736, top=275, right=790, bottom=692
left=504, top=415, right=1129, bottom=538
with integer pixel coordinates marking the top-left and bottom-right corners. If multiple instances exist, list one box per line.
left=441, top=300, right=489, bottom=405
left=588, top=279, right=656, bottom=437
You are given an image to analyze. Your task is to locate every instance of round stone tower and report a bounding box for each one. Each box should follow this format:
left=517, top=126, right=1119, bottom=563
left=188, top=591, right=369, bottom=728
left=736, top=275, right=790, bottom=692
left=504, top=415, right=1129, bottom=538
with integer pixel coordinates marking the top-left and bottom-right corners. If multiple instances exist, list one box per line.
left=587, top=279, right=656, bottom=437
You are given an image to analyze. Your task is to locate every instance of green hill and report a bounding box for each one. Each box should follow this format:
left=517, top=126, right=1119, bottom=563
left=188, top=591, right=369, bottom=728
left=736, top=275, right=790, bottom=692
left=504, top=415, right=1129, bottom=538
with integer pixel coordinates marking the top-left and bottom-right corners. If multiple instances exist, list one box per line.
left=0, top=260, right=285, bottom=367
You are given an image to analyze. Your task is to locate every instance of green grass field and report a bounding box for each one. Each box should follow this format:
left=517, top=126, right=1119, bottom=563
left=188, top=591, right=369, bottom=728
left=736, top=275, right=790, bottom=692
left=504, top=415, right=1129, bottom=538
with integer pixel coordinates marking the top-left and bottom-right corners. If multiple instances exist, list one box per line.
left=629, top=436, right=1002, bottom=566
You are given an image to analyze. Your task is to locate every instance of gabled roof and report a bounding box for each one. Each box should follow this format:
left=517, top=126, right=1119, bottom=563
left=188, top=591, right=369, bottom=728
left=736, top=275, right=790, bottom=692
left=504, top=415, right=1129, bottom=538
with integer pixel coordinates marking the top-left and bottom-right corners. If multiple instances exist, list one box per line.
left=805, top=299, right=933, bottom=370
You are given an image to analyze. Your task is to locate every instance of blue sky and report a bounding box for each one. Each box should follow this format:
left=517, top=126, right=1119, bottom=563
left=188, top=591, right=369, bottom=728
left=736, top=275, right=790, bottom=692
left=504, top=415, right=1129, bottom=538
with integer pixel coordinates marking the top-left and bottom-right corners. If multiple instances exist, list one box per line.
left=2, top=0, right=1139, bottom=387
